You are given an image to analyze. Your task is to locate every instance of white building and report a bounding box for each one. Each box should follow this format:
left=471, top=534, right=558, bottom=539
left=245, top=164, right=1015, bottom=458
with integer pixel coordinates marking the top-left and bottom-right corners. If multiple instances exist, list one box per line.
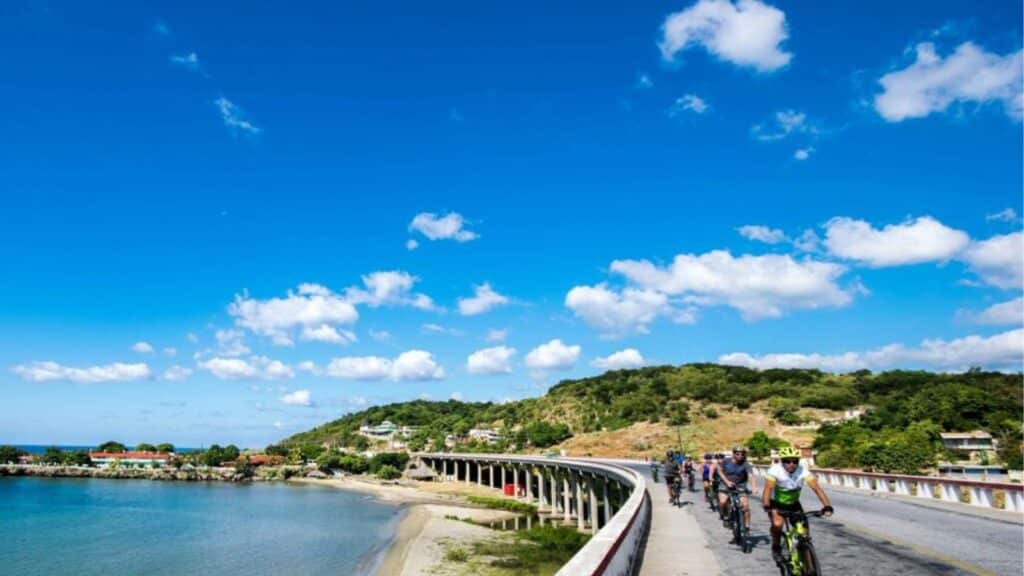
left=469, top=428, right=502, bottom=444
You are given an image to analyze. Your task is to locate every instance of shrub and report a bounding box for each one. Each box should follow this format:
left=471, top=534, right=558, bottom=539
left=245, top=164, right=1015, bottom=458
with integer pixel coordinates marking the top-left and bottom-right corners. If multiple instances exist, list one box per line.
left=376, top=464, right=401, bottom=480
left=702, top=407, right=719, bottom=419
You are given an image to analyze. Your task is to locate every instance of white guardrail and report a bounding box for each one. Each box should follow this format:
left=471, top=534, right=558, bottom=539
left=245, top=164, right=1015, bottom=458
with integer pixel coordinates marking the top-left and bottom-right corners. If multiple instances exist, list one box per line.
left=420, top=454, right=650, bottom=576
left=754, top=465, right=1024, bottom=513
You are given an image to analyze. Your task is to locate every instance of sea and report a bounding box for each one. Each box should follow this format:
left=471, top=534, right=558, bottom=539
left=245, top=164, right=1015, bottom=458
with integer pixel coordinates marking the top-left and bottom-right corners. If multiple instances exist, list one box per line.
left=0, top=476, right=403, bottom=575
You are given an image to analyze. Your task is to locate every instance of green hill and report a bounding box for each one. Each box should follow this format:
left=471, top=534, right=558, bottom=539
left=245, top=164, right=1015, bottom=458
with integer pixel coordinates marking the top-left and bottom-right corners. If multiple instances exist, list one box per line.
left=277, top=364, right=1023, bottom=473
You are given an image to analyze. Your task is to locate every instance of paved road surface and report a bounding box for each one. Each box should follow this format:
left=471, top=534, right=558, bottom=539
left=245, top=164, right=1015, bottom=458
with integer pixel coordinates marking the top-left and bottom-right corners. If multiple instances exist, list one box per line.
left=629, top=464, right=1023, bottom=576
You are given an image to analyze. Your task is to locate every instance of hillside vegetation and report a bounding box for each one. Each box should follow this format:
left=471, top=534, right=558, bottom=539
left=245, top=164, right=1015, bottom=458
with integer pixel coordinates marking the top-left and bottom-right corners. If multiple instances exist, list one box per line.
left=279, top=364, right=1023, bottom=473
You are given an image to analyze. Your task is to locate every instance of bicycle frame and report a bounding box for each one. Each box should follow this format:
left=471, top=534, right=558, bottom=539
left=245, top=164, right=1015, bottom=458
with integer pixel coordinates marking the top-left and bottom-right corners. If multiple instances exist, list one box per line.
left=778, top=509, right=822, bottom=575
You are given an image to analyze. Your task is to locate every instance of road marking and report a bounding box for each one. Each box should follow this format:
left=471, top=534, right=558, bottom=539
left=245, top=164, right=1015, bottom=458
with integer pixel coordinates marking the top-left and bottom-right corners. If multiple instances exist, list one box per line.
left=841, top=523, right=1000, bottom=576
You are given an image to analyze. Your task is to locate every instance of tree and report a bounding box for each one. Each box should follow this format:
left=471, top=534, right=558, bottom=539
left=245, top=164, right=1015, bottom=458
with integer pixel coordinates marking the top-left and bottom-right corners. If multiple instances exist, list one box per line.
left=63, top=450, right=92, bottom=467
left=134, top=443, right=157, bottom=452
left=0, top=445, right=24, bottom=464
left=747, top=431, right=789, bottom=459
left=41, top=446, right=64, bottom=465
left=97, top=441, right=126, bottom=453
left=376, top=464, right=401, bottom=480
left=155, top=443, right=175, bottom=454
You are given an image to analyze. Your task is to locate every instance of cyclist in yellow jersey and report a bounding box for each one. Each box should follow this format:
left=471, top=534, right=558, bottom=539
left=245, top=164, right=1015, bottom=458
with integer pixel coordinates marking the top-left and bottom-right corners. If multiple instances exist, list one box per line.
left=762, top=446, right=834, bottom=564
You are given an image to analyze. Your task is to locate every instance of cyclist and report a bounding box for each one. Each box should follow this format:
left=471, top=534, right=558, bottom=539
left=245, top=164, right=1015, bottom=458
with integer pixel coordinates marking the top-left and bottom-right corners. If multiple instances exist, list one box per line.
left=682, top=455, right=696, bottom=491
left=762, top=446, right=834, bottom=564
left=650, top=456, right=660, bottom=483
left=716, top=445, right=757, bottom=540
left=700, top=453, right=714, bottom=500
left=662, top=451, right=680, bottom=503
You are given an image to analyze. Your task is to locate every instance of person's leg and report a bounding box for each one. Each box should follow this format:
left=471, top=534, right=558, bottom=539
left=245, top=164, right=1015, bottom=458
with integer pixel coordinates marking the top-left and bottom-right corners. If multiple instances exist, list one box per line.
left=739, top=494, right=751, bottom=528
left=718, top=490, right=729, bottom=515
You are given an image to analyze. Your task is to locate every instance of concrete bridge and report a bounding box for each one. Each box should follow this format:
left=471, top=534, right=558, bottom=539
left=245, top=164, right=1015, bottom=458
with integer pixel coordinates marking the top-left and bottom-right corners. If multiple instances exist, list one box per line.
left=420, top=453, right=1023, bottom=576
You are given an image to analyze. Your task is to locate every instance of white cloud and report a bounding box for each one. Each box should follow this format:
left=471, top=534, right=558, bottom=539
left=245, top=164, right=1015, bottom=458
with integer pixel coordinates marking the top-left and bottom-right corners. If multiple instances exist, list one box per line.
left=874, top=42, right=1023, bottom=122
left=660, top=0, right=791, bottom=72
left=406, top=239, right=419, bottom=251
left=214, top=97, right=262, bottom=135
left=751, top=109, right=815, bottom=141
left=721, top=328, right=1024, bottom=372
left=738, top=225, right=786, bottom=244
left=162, top=365, right=193, bottom=381
left=214, top=328, right=251, bottom=357
left=169, top=52, right=200, bottom=71
left=408, top=212, right=478, bottom=242
left=13, top=361, right=152, bottom=383
left=297, top=360, right=320, bottom=374
left=197, top=356, right=294, bottom=380
left=422, top=323, right=462, bottom=336
left=458, top=283, right=510, bottom=316
left=793, top=147, right=813, bottom=160
left=281, top=389, right=312, bottom=407
left=323, top=350, right=445, bottom=381
left=609, top=250, right=853, bottom=321
left=636, top=73, right=654, bottom=89
left=485, top=329, right=508, bottom=343
left=793, top=229, right=820, bottom=252
left=960, top=297, right=1024, bottom=326
left=229, top=284, right=358, bottom=346
left=369, top=329, right=392, bottom=342
left=565, top=284, right=690, bottom=337
left=525, top=339, right=581, bottom=371
left=592, top=348, right=648, bottom=371
left=186, top=333, right=199, bottom=344
left=163, top=347, right=177, bottom=357
left=345, top=271, right=435, bottom=311
left=450, top=392, right=464, bottom=401
left=823, top=216, right=970, bottom=267
left=466, top=346, right=517, bottom=375
left=131, top=341, right=154, bottom=354
left=300, top=324, right=357, bottom=346
left=669, top=94, right=709, bottom=116
left=986, top=208, right=1019, bottom=223
left=960, top=231, right=1023, bottom=289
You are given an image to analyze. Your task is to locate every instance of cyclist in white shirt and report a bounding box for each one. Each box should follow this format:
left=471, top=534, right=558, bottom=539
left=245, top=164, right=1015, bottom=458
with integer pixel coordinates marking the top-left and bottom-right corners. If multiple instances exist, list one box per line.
left=761, top=446, right=834, bottom=564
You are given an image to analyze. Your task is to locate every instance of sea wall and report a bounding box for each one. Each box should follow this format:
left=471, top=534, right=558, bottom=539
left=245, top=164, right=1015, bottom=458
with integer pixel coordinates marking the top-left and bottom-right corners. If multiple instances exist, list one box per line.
left=0, top=464, right=260, bottom=482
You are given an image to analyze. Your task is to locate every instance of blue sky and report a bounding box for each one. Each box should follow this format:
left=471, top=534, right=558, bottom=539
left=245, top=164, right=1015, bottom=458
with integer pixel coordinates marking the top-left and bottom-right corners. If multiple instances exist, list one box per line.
left=1, top=0, right=1021, bottom=448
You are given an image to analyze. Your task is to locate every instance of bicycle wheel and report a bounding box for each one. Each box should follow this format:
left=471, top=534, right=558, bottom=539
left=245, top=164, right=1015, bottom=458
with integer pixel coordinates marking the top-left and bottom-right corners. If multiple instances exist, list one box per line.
left=731, top=506, right=743, bottom=546
left=798, top=541, right=821, bottom=576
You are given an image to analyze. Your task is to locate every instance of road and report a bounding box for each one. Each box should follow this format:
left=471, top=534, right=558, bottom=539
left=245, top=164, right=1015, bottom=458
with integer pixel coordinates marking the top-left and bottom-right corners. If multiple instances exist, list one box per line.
left=629, top=464, right=1023, bottom=576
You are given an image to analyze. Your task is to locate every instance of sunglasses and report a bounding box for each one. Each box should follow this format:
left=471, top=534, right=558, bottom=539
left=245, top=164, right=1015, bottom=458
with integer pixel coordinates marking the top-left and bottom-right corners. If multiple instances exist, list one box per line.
left=781, top=459, right=799, bottom=465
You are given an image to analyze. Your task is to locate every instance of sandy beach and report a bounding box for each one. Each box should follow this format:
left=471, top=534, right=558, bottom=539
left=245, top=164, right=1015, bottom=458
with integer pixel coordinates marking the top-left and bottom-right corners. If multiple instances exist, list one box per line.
left=293, top=477, right=521, bottom=576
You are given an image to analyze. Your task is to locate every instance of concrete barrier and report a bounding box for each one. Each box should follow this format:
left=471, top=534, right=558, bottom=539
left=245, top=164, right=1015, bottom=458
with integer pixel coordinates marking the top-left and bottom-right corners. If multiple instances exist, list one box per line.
left=419, top=453, right=650, bottom=576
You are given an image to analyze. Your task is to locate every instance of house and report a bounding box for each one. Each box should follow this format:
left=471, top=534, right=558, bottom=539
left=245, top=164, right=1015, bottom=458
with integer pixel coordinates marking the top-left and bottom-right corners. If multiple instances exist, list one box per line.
left=468, top=428, right=502, bottom=444
left=940, top=432, right=997, bottom=463
left=88, top=451, right=170, bottom=469
left=359, top=420, right=399, bottom=438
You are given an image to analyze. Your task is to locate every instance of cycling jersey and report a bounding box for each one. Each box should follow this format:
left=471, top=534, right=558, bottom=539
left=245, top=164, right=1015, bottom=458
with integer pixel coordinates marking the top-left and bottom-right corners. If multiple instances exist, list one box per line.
left=766, top=462, right=814, bottom=505
left=663, top=460, right=680, bottom=478
left=717, top=457, right=753, bottom=492
left=701, top=463, right=712, bottom=481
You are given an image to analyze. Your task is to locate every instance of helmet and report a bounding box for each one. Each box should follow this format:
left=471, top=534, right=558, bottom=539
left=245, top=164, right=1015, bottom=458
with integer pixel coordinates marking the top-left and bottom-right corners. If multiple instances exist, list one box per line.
left=666, top=450, right=674, bottom=457
left=732, top=445, right=747, bottom=454
left=703, top=453, right=712, bottom=460
left=778, top=446, right=801, bottom=459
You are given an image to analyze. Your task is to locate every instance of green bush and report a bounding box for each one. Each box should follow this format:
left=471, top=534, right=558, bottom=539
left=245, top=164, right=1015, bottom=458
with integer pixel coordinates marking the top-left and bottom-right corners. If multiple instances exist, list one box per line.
left=376, top=464, right=401, bottom=480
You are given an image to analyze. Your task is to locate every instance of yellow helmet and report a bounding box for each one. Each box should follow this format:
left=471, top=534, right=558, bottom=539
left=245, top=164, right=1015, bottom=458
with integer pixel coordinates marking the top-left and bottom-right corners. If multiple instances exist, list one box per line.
left=778, top=446, right=801, bottom=459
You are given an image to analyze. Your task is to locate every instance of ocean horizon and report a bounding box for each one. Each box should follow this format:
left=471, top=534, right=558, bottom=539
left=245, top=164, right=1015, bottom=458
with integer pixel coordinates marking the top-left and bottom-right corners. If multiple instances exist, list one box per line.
left=0, top=476, right=401, bottom=575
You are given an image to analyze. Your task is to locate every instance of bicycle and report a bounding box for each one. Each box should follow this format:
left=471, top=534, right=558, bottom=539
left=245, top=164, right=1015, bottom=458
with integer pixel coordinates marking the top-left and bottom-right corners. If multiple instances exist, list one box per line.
left=650, top=465, right=659, bottom=483
left=724, top=487, right=751, bottom=553
left=686, top=469, right=695, bottom=492
left=705, top=483, right=718, bottom=512
left=775, top=509, right=824, bottom=576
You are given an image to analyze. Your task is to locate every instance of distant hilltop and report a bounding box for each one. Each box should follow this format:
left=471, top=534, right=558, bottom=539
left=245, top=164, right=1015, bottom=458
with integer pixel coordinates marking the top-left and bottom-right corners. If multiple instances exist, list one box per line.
left=278, top=363, right=1023, bottom=475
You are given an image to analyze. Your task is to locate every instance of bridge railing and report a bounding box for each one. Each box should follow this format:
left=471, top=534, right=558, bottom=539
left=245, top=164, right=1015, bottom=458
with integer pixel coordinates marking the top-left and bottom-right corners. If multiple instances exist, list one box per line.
left=753, top=465, right=1024, bottom=513
left=418, top=453, right=649, bottom=576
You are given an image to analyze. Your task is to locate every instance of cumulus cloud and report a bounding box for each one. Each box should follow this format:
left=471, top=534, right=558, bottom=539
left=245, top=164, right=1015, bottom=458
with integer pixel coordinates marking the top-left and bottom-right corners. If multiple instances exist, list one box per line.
left=525, top=339, right=581, bottom=371
left=13, top=361, right=152, bottom=383
left=406, top=239, right=419, bottom=251
left=609, top=250, right=853, bottom=321
left=959, top=297, right=1024, bottom=326
left=422, top=323, right=462, bottom=336
left=960, top=231, right=1023, bottom=289
left=345, top=271, right=435, bottom=311
left=300, top=324, right=357, bottom=346
left=369, top=329, right=392, bottom=342
left=660, top=0, right=791, bottom=72
left=214, top=97, right=262, bottom=135
left=874, top=42, right=1023, bottom=122
left=986, top=208, right=1020, bottom=223
left=163, top=347, right=177, bottom=357
left=321, top=350, right=445, bottom=381
left=409, top=212, right=478, bottom=242
left=229, top=284, right=358, bottom=346
left=131, top=341, right=155, bottom=354
left=466, top=346, right=517, bottom=375
left=720, top=328, right=1024, bottom=372
left=565, top=284, right=691, bottom=337
left=215, top=329, right=251, bottom=357
left=485, top=329, right=508, bottom=343
left=738, top=225, right=787, bottom=244
left=793, top=229, right=820, bottom=252
left=162, top=365, right=193, bottom=381
left=669, top=94, right=709, bottom=116
left=281, top=389, right=312, bottom=407
left=592, top=348, right=648, bottom=371
left=823, top=216, right=970, bottom=267
left=458, top=283, right=510, bottom=316
left=197, top=356, right=294, bottom=380
left=751, top=109, right=815, bottom=141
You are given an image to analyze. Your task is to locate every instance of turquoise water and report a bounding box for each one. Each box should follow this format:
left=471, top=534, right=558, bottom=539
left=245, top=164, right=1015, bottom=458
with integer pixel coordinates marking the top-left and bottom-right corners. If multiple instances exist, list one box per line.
left=0, top=477, right=402, bottom=575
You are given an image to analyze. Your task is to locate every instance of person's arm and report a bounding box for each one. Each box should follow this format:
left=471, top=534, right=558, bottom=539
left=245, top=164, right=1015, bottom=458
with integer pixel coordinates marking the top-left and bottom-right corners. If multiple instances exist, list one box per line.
left=806, top=477, right=833, bottom=516
left=761, top=476, right=775, bottom=511
left=717, top=463, right=733, bottom=488
left=747, top=463, right=757, bottom=493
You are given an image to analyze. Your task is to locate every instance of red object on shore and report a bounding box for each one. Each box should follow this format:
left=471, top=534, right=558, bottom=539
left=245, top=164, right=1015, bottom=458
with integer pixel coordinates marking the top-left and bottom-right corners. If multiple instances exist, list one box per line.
left=503, top=483, right=515, bottom=496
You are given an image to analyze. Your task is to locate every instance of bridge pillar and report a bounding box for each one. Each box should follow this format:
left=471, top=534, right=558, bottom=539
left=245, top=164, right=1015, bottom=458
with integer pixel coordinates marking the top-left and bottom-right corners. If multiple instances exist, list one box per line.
left=563, top=472, right=572, bottom=522
left=524, top=466, right=533, bottom=503
left=443, top=460, right=449, bottom=481
left=489, top=464, right=496, bottom=489
left=551, top=469, right=560, bottom=514
left=512, top=464, right=520, bottom=498
left=538, top=467, right=547, bottom=508
left=500, top=464, right=506, bottom=488
left=477, top=462, right=483, bottom=486
left=588, top=475, right=599, bottom=534
left=601, top=476, right=611, bottom=527
left=575, top=472, right=585, bottom=531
